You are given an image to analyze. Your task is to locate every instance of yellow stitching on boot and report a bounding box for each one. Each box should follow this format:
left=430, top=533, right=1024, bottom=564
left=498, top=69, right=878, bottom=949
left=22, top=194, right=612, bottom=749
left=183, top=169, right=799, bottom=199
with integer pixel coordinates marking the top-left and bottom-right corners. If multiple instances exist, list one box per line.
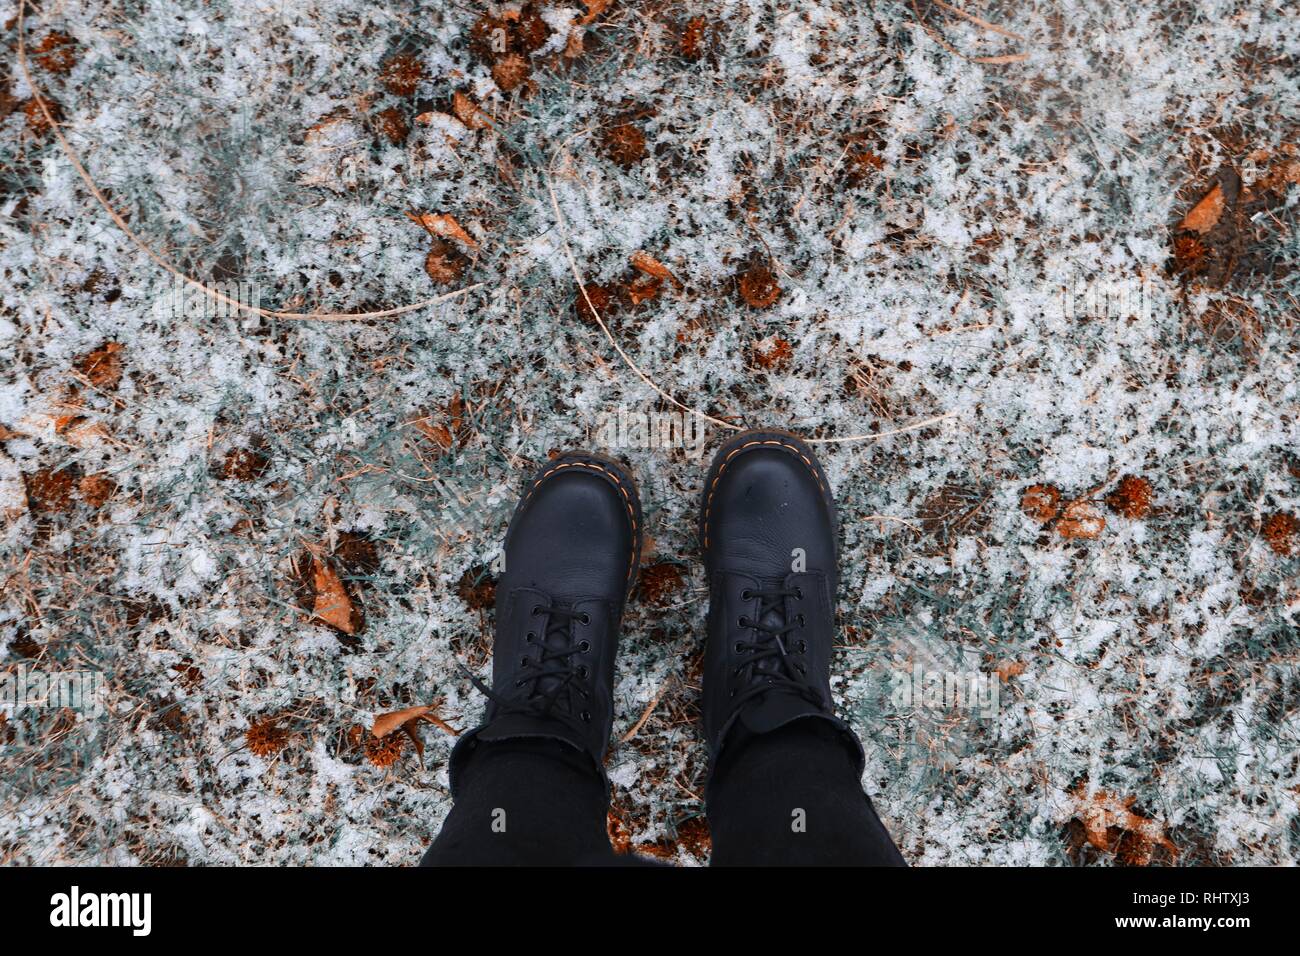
left=702, top=438, right=825, bottom=549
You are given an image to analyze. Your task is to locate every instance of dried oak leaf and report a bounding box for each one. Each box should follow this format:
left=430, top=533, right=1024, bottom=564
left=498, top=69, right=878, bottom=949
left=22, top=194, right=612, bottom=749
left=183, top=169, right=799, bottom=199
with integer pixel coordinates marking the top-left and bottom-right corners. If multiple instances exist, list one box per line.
left=737, top=262, right=781, bottom=309
left=372, top=705, right=432, bottom=739
left=451, top=91, right=492, bottom=130
left=407, top=210, right=479, bottom=249
left=629, top=250, right=677, bottom=285
left=1179, top=182, right=1227, bottom=235
left=1056, top=499, right=1105, bottom=540
left=73, top=341, right=123, bottom=390
left=1020, top=483, right=1062, bottom=524
left=1262, top=512, right=1298, bottom=557
left=1106, top=475, right=1153, bottom=520
left=380, top=51, right=423, bottom=97
left=1071, top=783, right=1177, bottom=865
left=312, top=555, right=359, bottom=635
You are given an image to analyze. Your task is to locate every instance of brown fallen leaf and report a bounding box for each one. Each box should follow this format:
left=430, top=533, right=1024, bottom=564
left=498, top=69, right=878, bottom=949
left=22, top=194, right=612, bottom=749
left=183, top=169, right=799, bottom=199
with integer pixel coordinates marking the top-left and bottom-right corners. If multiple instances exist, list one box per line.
left=995, top=660, right=1027, bottom=682
left=1020, top=483, right=1062, bottom=524
left=1056, top=499, right=1105, bottom=540
left=578, top=0, right=610, bottom=24
left=1071, top=782, right=1177, bottom=865
left=406, top=210, right=479, bottom=249
left=1179, top=182, right=1225, bottom=235
left=312, top=555, right=357, bottom=634
left=451, top=91, right=493, bottom=130
left=630, top=250, right=672, bottom=282
left=73, top=341, right=123, bottom=390
left=372, top=705, right=432, bottom=739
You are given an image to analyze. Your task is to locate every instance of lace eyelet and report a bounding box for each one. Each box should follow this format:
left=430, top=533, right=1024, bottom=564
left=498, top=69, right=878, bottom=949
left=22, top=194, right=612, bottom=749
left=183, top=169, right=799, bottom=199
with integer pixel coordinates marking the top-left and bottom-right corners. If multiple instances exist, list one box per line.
left=519, top=657, right=529, bottom=668
left=577, top=665, right=589, bottom=678
left=580, top=710, right=592, bottom=723
left=734, top=641, right=744, bottom=653
left=515, top=679, right=525, bottom=687
left=737, top=617, right=748, bottom=628
left=579, top=640, right=590, bottom=652
left=531, top=605, right=541, bottom=615
left=798, top=640, right=808, bottom=653
left=580, top=613, right=591, bottom=625
left=525, top=632, right=536, bottom=642
left=797, top=614, right=806, bottom=626
left=740, top=589, right=752, bottom=600
left=796, top=664, right=807, bottom=675
left=794, top=587, right=803, bottom=599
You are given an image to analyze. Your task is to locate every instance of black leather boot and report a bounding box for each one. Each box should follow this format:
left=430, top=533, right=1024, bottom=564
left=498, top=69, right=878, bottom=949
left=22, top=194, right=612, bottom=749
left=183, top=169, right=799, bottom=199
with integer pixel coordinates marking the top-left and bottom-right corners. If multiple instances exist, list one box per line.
left=698, top=429, right=864, bottom=778
left=449, top=451, right=642, bottom=792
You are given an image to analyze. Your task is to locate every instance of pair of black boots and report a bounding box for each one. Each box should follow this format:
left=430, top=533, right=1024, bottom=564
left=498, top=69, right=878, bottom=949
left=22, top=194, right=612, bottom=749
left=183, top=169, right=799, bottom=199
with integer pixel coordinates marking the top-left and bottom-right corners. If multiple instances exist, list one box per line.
left=435, top=429, right=902, bottom=865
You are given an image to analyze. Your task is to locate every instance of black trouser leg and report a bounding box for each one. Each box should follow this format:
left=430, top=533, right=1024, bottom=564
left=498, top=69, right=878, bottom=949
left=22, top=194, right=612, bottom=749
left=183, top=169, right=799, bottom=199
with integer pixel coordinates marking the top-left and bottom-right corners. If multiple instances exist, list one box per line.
left=706, top=717, right=906, bottom=866
left=421, top=738, right=618, bottom=866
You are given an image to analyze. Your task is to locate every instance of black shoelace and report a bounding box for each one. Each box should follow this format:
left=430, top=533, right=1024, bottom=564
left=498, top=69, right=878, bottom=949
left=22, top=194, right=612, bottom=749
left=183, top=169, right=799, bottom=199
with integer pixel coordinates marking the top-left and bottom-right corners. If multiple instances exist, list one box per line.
left=460, top=603, right=594, bottom=735
left=732, top=586, right=825, bottom=711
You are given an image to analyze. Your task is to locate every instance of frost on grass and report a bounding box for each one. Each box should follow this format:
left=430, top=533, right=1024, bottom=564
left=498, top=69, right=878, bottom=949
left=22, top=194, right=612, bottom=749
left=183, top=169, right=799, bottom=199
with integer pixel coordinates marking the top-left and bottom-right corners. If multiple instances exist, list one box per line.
left=1, top=0, right=1298, bottom=865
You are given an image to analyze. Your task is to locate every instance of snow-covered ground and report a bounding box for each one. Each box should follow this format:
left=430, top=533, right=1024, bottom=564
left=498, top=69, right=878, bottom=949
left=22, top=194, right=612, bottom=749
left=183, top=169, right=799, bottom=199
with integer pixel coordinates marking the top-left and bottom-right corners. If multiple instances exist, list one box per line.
left=1, top=0, right=1297, bottom=865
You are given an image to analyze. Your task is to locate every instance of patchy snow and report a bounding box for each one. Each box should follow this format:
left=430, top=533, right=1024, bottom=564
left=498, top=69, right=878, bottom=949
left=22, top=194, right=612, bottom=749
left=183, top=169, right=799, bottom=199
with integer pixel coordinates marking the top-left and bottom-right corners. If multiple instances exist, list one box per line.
left=1, top=0, right=1297, bottom=866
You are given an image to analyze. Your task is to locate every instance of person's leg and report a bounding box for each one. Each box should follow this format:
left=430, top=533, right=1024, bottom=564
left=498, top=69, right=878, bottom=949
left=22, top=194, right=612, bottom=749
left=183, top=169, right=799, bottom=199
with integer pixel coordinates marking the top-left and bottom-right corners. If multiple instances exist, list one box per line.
left=696, top=429, right=905, bottom=866
left=421, top=738, right=614, bottom=866
left=423, top=451, right=643, bottom=866
left=706, top=718, right=905, bottom=866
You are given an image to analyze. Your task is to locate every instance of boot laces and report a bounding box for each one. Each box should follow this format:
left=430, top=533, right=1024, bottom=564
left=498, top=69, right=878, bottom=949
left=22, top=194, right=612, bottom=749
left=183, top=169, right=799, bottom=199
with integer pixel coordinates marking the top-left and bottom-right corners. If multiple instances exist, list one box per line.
left=732, top=585, right=824, bottom=710
left=460, top=602, right=594, bottom=733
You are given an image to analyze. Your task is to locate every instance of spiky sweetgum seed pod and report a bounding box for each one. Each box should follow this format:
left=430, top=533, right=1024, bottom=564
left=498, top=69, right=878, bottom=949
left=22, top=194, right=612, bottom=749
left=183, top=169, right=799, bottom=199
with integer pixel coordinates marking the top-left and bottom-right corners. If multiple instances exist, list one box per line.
left=575, top=282, right=613, bottom=324
left=374, top=106, right=408, bottom=145
left=681, top=17, right=708, bottom=60
left=380, top=52, right=423, bottom=97
left=516, top=5, right=552, bottom=52
left=246, top=720, right=288, bottom=758
left=603, top=123, right=647, bottom=167
left=33, top=32, right=79, bottom=74
left=366, top=733, right=405, bottom=768
left=1262, top=512, right=1298, bottom=556
left=1020, top=484, right=1062, bottom=523
left=492, top=53, right=531, bottom=93
left=1106, top=475, right=1153, bottom=519
left=424, top=240, right=466, bottom=285
left=737, top=264, right=780, bottom=308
